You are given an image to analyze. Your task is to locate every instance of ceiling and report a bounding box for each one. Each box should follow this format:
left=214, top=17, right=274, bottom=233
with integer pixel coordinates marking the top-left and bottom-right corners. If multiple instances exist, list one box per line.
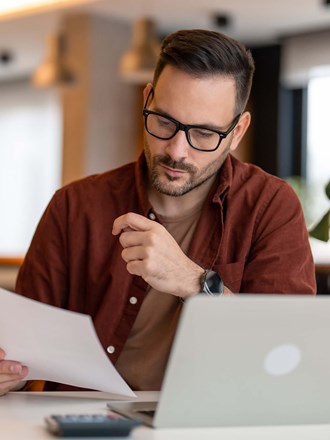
left=0, top=0, right=329, bottom=82
left=77, top=0, right=330, bottom=45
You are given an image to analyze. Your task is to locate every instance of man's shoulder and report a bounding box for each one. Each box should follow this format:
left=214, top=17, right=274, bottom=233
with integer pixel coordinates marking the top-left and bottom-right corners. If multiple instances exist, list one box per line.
left=230, top=155, right=290, bottom=193
left=58, top=161, right=137, bottom=197
left=227, top=155, right=299, bottom=213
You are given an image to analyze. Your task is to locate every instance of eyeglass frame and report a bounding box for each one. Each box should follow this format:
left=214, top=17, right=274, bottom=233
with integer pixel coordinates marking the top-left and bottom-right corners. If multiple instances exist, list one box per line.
left=142, top=87, right=241, bottom=152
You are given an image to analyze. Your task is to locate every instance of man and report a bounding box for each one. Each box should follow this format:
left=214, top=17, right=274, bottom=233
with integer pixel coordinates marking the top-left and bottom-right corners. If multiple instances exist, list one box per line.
left=0, top=29, right=316, bottom=396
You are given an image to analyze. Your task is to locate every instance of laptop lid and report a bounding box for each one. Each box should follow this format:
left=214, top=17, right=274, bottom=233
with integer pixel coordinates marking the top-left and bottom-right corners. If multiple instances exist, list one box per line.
left=109, top=295, right=330, bottom=428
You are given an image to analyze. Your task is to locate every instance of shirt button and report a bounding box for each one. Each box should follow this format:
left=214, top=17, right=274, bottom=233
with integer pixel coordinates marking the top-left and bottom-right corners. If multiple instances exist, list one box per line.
left=107, top=345, right=115, bottom=354
left=148, top=212, right=156, bottom=220
left=129, top=296, right=138, bottom=305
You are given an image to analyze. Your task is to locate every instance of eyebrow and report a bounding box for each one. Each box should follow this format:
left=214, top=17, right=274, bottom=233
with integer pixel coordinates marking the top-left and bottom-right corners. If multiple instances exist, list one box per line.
left=151, top=105, right=227, bottom=131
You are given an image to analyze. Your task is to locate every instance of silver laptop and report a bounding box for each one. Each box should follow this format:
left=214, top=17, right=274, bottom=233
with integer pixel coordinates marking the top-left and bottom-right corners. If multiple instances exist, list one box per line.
left=108, top=294, right=330, bottom=428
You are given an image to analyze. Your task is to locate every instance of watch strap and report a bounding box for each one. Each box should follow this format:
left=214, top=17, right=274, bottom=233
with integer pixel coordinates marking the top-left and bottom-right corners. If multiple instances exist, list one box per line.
left=201, top=269, right=224, bottom=296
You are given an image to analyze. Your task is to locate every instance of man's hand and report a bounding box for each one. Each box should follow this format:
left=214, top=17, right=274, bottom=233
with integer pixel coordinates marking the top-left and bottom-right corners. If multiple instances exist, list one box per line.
left=0, top=348, right=28, bottom=396
left=112, top=212, right=204, bottom=298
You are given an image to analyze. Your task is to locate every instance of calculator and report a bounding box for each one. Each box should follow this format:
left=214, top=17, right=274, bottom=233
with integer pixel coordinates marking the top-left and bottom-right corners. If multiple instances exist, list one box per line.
left=44, top=413, right=141, bottom=437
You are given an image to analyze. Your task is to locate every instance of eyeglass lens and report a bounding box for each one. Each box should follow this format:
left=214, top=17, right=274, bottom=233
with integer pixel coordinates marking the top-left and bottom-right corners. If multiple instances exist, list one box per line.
left=146, top=113, right=221, bottom=151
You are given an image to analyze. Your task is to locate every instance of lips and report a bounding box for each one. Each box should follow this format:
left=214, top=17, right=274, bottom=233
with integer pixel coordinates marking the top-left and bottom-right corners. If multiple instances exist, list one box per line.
left=160, top=164, right=187, bottom=178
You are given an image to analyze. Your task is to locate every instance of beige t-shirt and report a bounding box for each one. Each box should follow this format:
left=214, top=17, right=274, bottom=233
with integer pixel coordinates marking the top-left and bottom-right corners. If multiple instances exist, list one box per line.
left=115, top=203, right=203, bottom=391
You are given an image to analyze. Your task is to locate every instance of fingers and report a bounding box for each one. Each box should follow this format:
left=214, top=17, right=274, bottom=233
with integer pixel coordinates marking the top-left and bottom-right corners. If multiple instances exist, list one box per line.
left=112, top=212, right=155, bottom=235
left=121, top=245, right=153, bottom=266
left=125, top=260, right=145, bottom=277
left=0, top=351, right=28, bottom=396
left=119, top=230, right=146, bottom=249
left=119, top=229, right=159, bottom=249
left=0, top=379, right=25, bottom=396
left=1, top=360, right=25, bottom=376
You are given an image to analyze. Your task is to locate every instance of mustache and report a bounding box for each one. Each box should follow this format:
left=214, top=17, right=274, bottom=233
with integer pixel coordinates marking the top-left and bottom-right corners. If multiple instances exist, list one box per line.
left=155, top=155, right=196, bottom=173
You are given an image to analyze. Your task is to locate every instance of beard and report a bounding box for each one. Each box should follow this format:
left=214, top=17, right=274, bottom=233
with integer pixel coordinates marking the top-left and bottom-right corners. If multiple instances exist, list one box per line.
left=144, top=136, right=231, bottom=197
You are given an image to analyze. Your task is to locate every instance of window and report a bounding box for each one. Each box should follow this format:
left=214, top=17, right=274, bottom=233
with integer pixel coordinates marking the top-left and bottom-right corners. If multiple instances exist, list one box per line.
left=305, top=71, right=330, bottom=227
left=0, top=80, right=62, bottom=257
left=307, top=71, right=330, bottom=185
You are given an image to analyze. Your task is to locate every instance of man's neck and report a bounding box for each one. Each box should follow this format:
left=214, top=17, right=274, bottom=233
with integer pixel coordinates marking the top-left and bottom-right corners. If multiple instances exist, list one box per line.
left=148, top=175, right=217, bottom=218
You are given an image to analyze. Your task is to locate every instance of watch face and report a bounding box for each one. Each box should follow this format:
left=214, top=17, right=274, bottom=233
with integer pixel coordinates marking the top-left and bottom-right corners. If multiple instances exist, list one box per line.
left=205, top=271, right=224, bottom=295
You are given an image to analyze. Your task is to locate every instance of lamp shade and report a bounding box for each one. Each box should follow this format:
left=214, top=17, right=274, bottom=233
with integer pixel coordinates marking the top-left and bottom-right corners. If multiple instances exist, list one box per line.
left=32, top=33, right=74, bottom=88
left=119, top=18, right=160, bottom=84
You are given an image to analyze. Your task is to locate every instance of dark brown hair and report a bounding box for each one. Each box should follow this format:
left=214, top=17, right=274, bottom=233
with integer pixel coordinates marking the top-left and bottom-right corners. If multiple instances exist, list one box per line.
left=153, top=29, right=255, bottom=113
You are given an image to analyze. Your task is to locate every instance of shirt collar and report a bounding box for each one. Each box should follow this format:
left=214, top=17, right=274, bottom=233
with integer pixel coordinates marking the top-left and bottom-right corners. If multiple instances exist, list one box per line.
left=211, top=154, right=233, bottom=204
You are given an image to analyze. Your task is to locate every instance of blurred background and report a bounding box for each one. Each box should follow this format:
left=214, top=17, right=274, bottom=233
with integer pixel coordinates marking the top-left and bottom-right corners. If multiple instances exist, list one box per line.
left=0, top=0, right=329, bottom=292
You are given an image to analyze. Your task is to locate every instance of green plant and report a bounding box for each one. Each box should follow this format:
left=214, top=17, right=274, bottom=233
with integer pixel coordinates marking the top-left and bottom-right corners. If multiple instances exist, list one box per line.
left=309, top=180, right=330, bottom=242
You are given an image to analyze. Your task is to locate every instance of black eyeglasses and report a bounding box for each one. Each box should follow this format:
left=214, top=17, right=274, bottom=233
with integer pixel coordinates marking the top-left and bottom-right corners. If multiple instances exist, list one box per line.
left=143, top=88, right=241, bottom=152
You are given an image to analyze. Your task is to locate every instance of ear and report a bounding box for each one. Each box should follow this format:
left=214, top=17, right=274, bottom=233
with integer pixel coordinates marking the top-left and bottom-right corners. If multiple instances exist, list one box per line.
left=229, top=111, right=251, bottom=152
left=143, top=83, right=153, bottom=103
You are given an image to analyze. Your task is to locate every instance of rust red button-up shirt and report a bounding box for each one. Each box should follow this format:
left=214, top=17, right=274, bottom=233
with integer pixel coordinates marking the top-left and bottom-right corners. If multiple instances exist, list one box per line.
left=15, top=153, right=316, bottom=391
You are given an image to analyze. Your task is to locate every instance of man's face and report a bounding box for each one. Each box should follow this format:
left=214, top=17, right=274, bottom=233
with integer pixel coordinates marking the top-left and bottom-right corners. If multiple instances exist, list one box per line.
left=143, top=65, right=247, bottom=197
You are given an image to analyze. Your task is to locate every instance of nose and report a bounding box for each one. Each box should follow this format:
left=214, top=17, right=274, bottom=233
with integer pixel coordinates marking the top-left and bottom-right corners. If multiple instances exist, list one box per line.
left=165, top=129, right=190, bottom=161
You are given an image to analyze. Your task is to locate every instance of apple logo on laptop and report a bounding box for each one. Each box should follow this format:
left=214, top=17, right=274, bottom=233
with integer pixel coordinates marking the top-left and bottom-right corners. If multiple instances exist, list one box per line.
left=263, top=344, right=301, bottom=376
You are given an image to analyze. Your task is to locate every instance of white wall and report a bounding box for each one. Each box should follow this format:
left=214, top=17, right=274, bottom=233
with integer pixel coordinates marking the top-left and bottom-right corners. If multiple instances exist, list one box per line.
left=281, top=29, right=330, bottom=88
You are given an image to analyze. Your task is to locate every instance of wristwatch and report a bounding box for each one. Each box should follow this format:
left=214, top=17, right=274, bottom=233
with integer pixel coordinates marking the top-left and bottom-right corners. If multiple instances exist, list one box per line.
left=201, top=270, right=224, bottom=296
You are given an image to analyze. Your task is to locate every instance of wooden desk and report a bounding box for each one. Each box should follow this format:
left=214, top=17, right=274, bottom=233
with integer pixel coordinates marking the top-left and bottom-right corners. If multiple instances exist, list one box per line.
left=2, top=391, right=330, bottom=440
left=315, top=264, right=330, bottom=274
left=0, top=257, right=23, bottom=291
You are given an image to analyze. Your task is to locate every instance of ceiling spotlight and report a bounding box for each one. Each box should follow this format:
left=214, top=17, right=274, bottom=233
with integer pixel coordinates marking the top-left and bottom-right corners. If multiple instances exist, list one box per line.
left=213, top=13, right=231, bottom=28
left=0, top=51, right=13, bottom=64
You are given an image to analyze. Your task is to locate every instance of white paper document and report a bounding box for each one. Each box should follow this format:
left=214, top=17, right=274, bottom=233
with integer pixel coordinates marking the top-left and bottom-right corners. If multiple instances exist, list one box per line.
left=0, top=288, right=135, bottom=397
